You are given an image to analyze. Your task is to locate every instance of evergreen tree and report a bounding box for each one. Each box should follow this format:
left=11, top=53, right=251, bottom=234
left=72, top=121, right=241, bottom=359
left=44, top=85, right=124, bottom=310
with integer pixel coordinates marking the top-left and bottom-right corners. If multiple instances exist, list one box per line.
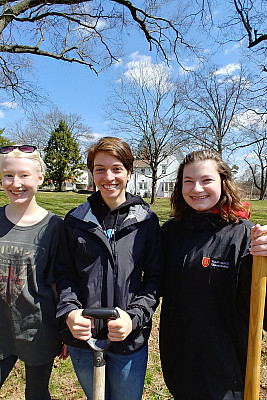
left=44, top=120, right=85, bottom=191
left=0, top=129, right=13, bottom=147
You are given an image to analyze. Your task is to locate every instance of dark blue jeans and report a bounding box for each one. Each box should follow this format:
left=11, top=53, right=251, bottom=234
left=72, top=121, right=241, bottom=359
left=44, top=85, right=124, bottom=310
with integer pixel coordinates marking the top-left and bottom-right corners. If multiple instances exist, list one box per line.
left=0, top=355, right=54, bottom=400
left=68, top=343, right=148, bottom=400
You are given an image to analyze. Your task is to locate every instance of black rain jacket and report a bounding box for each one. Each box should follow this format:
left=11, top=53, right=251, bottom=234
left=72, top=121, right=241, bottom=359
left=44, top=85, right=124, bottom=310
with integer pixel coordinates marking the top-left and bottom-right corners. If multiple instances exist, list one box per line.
left=160, top=211, right=267, bottom=400
left=55, top=192, right=162, bottom=354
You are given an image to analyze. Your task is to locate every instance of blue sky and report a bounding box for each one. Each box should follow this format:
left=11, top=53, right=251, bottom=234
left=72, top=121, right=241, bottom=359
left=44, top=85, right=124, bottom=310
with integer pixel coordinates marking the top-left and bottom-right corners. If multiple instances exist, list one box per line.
left=0, top=5, right=250, bottom=144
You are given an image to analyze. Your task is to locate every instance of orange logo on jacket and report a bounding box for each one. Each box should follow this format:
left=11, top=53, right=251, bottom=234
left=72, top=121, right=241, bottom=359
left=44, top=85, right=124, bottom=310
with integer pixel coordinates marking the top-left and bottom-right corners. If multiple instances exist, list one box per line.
left=202, top=257, right=210, bottom=267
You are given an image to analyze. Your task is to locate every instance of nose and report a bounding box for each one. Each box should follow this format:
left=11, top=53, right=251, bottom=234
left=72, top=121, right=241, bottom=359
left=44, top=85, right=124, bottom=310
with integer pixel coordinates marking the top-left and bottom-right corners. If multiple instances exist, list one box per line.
left=104, top=169, right=115, bottom=181
left=12, top=175, right=22, bottom=187
left=192, top=181, right=203, bottom=192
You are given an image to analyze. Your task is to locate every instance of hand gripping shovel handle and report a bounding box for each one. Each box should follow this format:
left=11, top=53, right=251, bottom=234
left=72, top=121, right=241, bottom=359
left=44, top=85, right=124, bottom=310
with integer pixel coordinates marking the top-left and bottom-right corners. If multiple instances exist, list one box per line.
left=82, top=307, right=119, bottom=320
left=244, top=255, right=267, bottom=400
left=81, top=307, right=119, bottom=400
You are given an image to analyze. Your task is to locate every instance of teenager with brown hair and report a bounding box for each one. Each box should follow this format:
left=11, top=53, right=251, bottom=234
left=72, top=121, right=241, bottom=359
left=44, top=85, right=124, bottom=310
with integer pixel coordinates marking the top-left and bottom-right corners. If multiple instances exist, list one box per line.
left=56, top=137, right=162, bottom=400
left=160, top=149, right=267, bottom=400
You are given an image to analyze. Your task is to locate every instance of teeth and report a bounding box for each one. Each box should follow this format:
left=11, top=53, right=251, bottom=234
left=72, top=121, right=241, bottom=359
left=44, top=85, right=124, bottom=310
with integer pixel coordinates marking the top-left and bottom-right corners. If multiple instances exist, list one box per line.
left=192, top=196, right=208, bottom=199
left=104, top=185, right=117, bottom=189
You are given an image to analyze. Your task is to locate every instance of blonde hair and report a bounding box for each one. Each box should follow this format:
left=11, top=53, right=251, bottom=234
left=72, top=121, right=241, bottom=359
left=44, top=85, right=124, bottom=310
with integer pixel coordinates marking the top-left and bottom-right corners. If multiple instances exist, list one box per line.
left=0, top=147, right=46, bottom=176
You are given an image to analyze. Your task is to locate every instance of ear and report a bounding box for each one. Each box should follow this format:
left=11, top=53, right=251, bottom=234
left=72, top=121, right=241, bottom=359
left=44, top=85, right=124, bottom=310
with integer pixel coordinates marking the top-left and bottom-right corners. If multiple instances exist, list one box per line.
left=127, top=172, right=131, bottom=182
left=39, top=173, right=45, bottom=186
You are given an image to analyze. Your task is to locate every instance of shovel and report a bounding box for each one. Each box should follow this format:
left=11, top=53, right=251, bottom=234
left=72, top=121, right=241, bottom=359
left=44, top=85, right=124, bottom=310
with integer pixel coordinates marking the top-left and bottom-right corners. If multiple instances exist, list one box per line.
left=82, top=307, right=119, bottom=400
left=244, top=255, right=267, bottom=399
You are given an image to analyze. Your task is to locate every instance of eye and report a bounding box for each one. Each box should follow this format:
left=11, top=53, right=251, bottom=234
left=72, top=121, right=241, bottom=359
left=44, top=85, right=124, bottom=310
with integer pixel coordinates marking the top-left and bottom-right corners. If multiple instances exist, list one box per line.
left=183, top=179, right=193, bottom=183
left=113, top=167, right=123, bottom=172
left=94, top=168, right=104, bottom=173
left=203, top=178, right=213, bottom=183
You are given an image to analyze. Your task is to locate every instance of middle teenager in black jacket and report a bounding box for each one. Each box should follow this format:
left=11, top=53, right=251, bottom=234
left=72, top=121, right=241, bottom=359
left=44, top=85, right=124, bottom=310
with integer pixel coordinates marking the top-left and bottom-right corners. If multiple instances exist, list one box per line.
left=55, top=137, right=162, bottom=400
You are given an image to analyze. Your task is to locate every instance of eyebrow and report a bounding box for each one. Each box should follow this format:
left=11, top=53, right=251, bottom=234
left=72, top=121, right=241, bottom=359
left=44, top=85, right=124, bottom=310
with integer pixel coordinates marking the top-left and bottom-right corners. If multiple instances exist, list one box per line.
left=2, top=168, right=32, bottom=172
left=183, top=174, right=215, bottom=179
left=94, top=162, right=123, bottom=167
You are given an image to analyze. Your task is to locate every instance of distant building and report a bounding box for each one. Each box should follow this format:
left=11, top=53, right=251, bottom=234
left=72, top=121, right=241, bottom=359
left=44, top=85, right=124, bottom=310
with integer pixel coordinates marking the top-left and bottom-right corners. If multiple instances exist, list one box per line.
left=75, top=168, right=92, bottom=190
left=70, top=149, right=183, bottom=197
left=128, top=149, right=183, bottom=198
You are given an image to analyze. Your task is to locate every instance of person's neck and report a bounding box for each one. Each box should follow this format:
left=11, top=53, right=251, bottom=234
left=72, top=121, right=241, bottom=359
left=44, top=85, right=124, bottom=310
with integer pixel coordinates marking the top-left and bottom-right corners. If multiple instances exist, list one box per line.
left=103, top=196, right=127, bottom=211
left=5, top=200, right=48, bottom=226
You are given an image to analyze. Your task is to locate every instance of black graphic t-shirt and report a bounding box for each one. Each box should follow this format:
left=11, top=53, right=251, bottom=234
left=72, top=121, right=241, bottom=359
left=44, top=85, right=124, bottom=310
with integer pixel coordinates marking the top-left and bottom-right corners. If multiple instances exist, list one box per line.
left=0, top=207, right=63, bottom=365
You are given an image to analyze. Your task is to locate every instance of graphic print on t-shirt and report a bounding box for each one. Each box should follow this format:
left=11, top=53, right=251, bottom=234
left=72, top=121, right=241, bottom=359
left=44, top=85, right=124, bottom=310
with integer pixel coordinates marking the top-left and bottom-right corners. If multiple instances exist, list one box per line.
left=0, top=243, right=36, bottom=305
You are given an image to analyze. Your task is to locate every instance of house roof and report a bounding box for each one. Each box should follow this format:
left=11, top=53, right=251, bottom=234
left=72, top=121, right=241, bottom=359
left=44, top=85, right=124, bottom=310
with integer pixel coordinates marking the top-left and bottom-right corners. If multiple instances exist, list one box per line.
left=134, top=160, right=150, bottom=168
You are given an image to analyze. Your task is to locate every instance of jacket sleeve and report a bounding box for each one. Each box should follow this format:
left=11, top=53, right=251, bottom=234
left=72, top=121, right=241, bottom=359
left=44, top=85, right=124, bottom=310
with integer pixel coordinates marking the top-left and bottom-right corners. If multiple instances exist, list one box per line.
left=55, top=215, right=83, bottom=319
left=125, top=212, right=163, bottom=331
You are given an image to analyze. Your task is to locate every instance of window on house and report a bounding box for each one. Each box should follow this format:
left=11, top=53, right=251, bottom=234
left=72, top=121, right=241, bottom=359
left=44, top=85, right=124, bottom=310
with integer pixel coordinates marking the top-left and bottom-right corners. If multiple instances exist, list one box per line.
left=163, top=182, right=174, bottom=192
left=140, top=168, right=145, bottom=174
left=161, top=164, right=167, bottom=174
left=139, top=182, right=148, bottom=190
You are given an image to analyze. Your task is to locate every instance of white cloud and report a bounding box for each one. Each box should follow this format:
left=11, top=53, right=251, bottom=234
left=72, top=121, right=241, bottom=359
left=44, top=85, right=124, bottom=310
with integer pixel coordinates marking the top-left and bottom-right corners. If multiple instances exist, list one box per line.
left=224, top=40, right=245, bottom=55
left=178, top=62, right=199, bottom=75
left=232, top=109, right=266, bottom=128
left=88, top=132, right=105, bottom=142
left=113, top=58, right=123, bottom=68
left=0, top=110, right=4, bottom=118
left=124, top=52, right=172, bottom=90
left=0, top=101, right=18, bottom=109
left=74, top=18, right=107, bottom=38
left=213, top=63, right=240, bottom=76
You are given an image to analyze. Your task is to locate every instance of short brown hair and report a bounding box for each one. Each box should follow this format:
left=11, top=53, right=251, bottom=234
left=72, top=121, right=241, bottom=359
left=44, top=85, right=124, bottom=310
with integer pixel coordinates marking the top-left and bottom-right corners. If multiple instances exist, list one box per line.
left=87, top=137, right=134, bottom=173
left=171, top=149, right=248, bottom=222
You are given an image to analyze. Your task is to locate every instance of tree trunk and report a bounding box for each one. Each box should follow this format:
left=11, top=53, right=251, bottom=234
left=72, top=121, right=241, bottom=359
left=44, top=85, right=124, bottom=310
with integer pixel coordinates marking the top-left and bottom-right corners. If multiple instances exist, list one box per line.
left=150, top=170, right=157, bottom=204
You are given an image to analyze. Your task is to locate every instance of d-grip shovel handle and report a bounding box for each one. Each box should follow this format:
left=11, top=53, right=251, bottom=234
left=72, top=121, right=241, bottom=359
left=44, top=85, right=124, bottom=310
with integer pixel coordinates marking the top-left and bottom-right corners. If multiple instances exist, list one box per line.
left=82, top=308, right=119, bottom=400
left=82, top=307, right=119, bottom=320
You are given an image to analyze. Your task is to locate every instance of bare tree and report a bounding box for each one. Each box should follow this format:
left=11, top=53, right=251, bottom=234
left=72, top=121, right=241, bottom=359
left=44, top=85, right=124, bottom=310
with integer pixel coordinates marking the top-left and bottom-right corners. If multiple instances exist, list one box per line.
left=107, top=59, right=186, bottom=204
left=6, top=107, right=92, bottom=155
left=232, top=0, right=267, bottom=49
left=198, top=0, right=267, bottom=71
left=240, top=113, right=267, bottom=199
left=180, top=64, right=248, bottom=155
left=0, top=0, right=191, bottom=104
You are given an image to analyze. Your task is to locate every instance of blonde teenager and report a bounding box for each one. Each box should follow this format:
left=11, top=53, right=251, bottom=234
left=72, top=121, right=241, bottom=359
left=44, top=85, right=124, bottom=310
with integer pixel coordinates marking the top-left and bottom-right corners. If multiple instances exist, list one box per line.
left=0, top=145, right=63, bottom=400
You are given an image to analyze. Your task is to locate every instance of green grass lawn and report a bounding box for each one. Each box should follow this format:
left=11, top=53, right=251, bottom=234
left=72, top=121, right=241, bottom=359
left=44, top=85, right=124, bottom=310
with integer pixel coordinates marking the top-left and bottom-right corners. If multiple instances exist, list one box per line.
left=0, top=190, right=267, bottom=399
left=1, top=189, right=265, bottom=224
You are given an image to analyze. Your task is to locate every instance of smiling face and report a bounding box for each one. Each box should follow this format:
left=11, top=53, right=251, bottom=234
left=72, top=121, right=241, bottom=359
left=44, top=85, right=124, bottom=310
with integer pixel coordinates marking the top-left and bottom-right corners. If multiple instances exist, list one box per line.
left=182, top=159, right=222, bottom=212
left=93, top=151, right=131, bottom=209
left=1, top=157, right=44, bottom=207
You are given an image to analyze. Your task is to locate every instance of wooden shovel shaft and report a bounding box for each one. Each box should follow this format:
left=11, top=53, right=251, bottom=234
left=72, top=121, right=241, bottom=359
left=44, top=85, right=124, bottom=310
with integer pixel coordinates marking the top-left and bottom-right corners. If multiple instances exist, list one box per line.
left=244, top=256, right=267, bottom=400
left=93, top=364, right=105, bottom=400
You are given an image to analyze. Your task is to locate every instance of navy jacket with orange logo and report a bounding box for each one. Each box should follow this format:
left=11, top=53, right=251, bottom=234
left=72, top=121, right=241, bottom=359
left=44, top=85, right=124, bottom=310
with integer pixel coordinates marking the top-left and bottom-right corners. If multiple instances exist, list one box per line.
left=160, top=211, right=266, bottom=400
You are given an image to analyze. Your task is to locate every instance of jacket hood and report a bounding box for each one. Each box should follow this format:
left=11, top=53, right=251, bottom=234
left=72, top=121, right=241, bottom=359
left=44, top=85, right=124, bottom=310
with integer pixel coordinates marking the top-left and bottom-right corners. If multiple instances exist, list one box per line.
left=182, top=211, right=227, bottom=232
left=88, top=190, right=143, bottom=215
left=211, top=202, right=251, bottom=220
left=69, top=191, right=152, bottom=228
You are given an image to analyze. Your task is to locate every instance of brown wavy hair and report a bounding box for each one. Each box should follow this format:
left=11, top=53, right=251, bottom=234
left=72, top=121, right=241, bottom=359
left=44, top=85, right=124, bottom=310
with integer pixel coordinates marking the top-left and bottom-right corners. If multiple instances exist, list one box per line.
left=87, top=137, right=134, bottom=173
left=171, top=150, right=248, bottom=222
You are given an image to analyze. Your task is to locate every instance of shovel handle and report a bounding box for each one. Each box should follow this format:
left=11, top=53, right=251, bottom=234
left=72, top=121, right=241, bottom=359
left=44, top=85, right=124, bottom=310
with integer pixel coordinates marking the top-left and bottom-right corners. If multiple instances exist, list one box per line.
left=244, top=255, right=267, bottom=400
left=82, top=307, right=119, bottom=320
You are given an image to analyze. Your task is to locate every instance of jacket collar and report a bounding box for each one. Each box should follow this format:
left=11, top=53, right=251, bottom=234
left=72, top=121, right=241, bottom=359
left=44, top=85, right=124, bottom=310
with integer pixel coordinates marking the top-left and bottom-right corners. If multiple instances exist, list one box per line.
left=70, top=192, right=151, bottom=227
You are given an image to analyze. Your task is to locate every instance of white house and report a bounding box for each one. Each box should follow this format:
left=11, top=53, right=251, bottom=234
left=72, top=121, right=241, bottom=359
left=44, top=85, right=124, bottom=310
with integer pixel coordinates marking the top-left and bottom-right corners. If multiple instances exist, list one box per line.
left=127, top=149, right=183, bottom=198
left=72, top=149, right=183, bottom=198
